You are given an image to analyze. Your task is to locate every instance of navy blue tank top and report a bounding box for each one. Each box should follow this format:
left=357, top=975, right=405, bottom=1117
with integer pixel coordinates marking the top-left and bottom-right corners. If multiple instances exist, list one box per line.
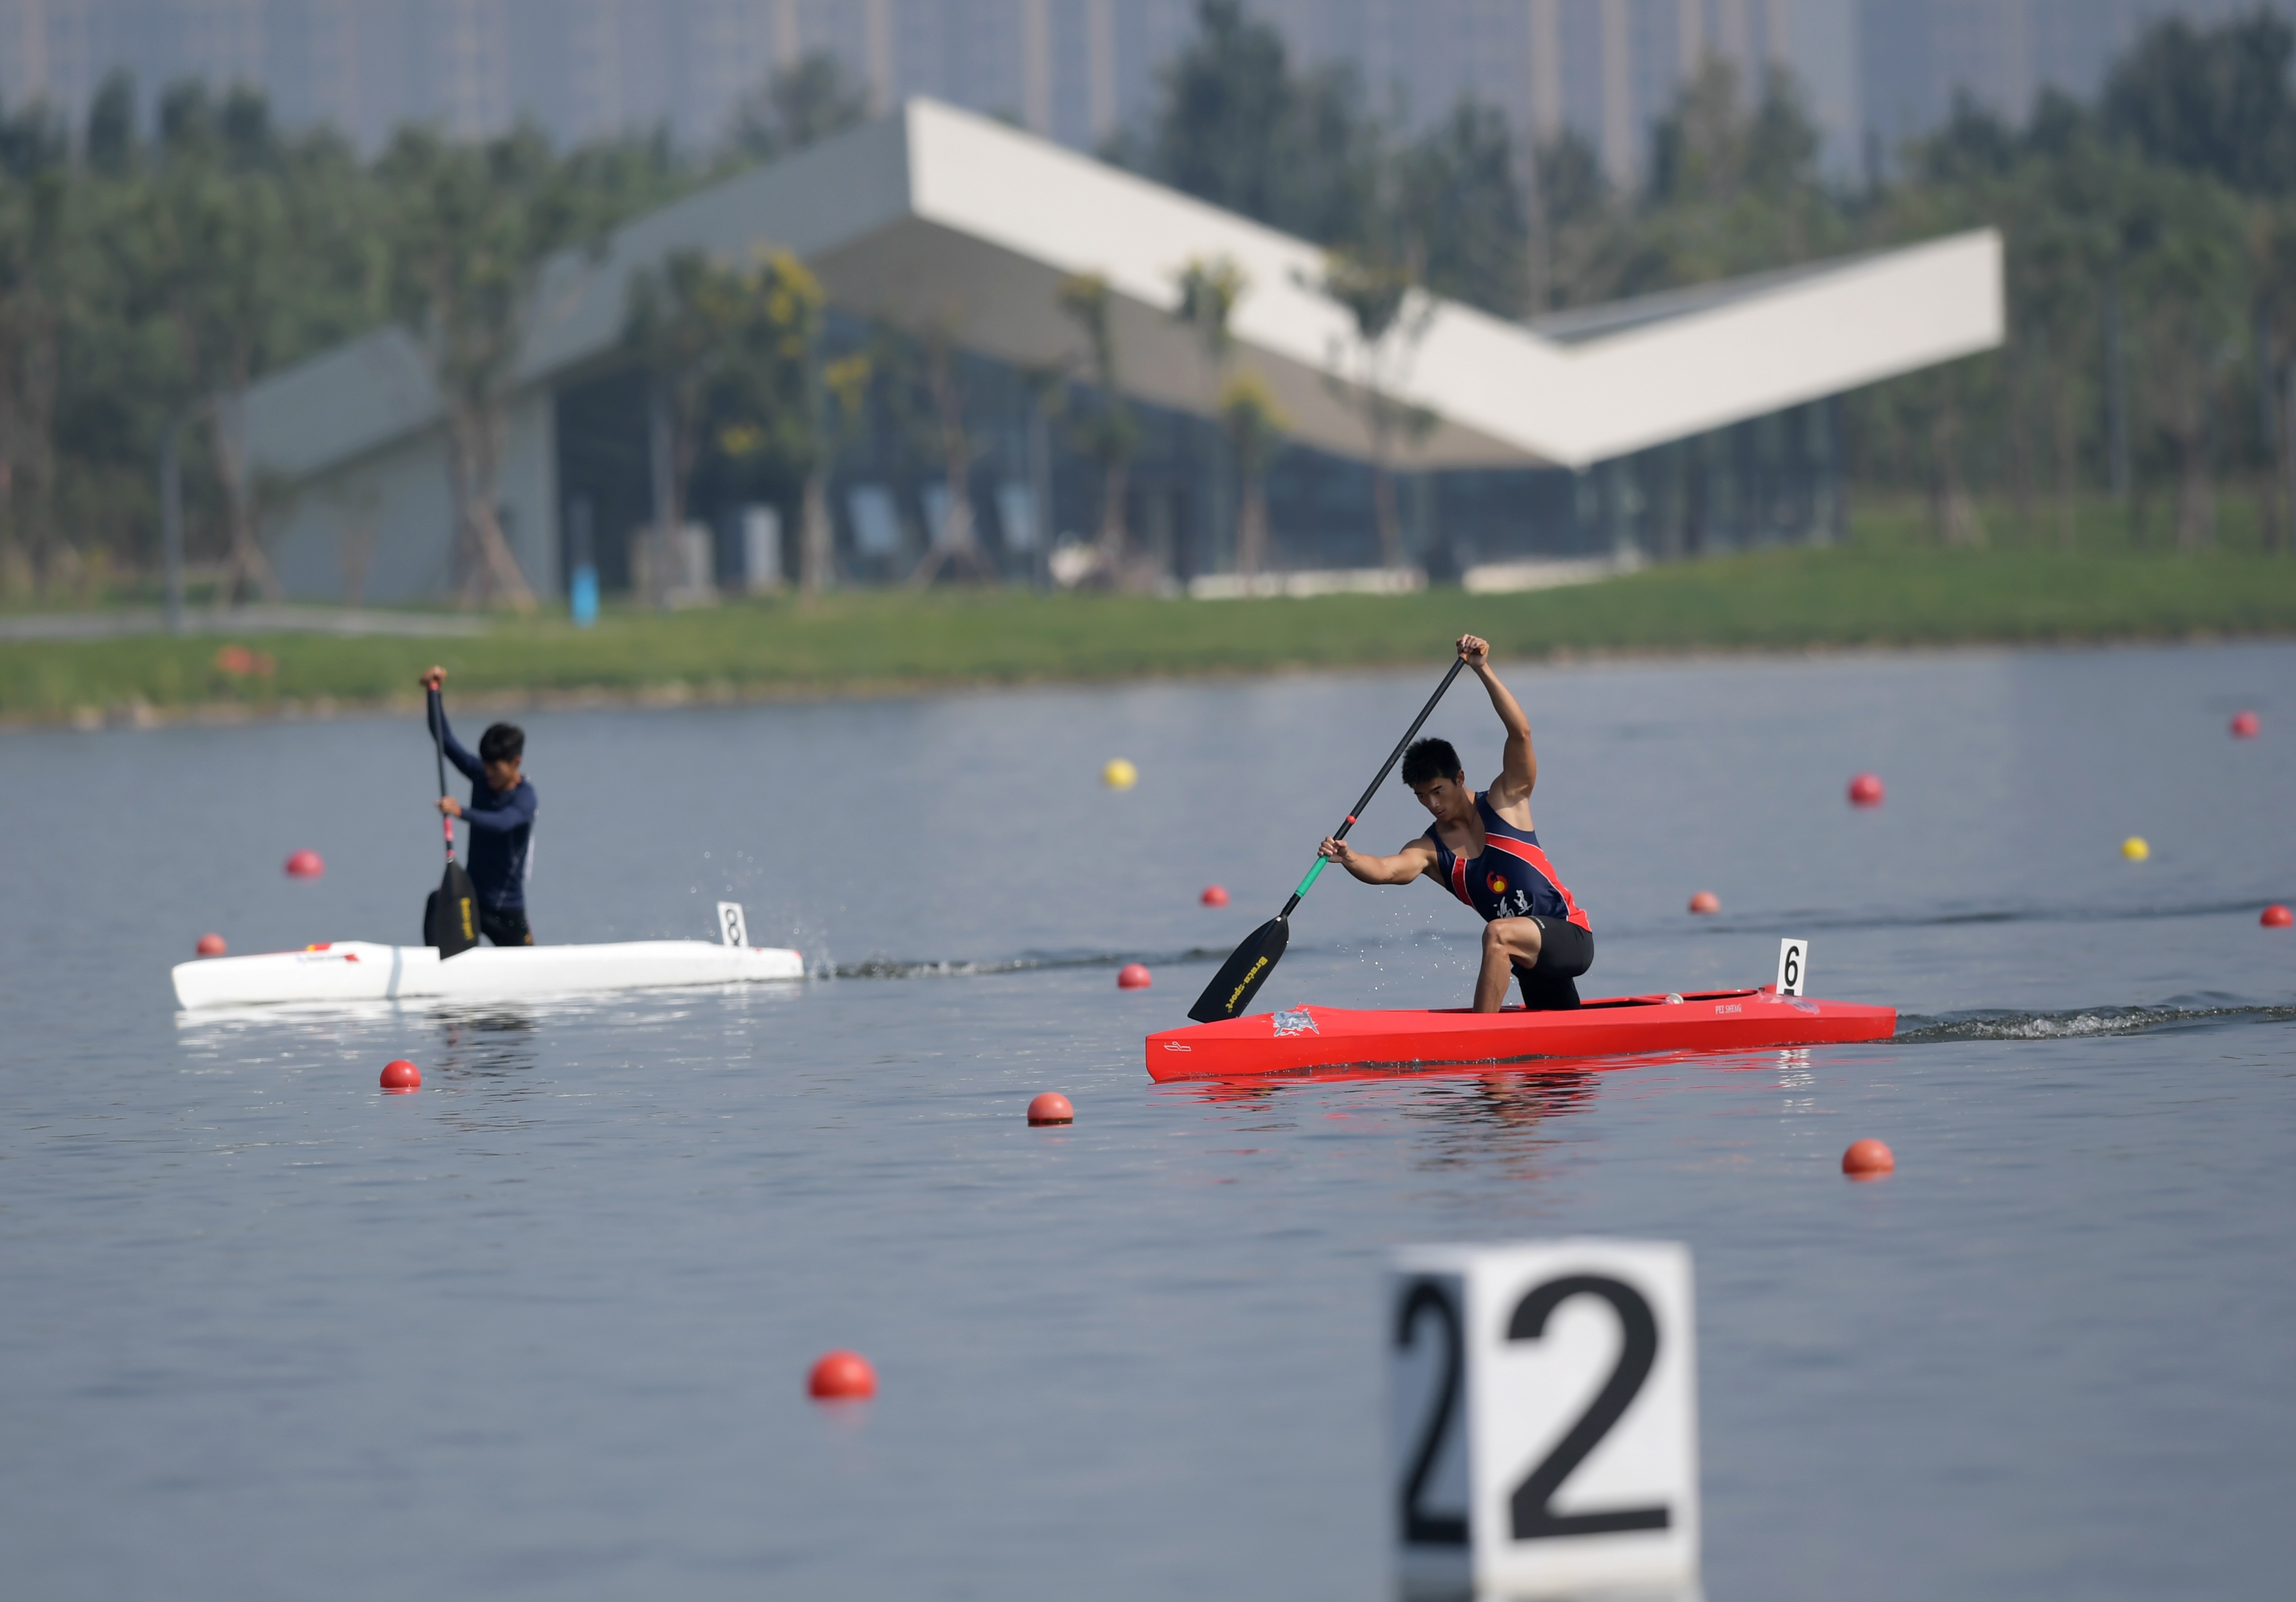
left=1425, top=792, right=1592, bottom=931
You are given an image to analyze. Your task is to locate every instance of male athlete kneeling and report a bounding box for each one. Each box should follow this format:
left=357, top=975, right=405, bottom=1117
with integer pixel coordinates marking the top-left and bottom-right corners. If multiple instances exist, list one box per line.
left=1317, top=634, right=1594, bottom=1012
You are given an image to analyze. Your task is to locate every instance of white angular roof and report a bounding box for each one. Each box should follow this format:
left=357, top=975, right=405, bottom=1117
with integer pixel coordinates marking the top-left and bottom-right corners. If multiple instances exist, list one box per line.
left=250, top=97, right=2003, bottom=478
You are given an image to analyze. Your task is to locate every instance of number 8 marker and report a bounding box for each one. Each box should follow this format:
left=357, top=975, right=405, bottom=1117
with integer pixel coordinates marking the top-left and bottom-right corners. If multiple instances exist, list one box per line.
left=717, top=902, right=749, bottom=949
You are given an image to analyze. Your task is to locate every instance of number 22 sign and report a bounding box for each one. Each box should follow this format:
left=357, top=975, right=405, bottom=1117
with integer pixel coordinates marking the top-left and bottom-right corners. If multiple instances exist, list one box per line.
left=1390, top=1240, right=1699, bottom=1599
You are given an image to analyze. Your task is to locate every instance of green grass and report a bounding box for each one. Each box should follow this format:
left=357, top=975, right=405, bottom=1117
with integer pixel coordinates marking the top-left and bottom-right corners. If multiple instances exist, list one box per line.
left=11, top=534, right=2296, bottom=726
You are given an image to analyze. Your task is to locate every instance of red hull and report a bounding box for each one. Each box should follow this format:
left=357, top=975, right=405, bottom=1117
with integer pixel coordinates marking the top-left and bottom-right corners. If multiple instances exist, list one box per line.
left=1143, top=987, right=1896, bottom=1083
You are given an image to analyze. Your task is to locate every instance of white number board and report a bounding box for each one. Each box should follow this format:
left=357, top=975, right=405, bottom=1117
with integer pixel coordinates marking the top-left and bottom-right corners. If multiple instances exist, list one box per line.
left=717, top=901, right=749, bottom=949
left=1390, top=1240, right=1699, bottom=1599
left=1775, top=938, right=1808, bottom=997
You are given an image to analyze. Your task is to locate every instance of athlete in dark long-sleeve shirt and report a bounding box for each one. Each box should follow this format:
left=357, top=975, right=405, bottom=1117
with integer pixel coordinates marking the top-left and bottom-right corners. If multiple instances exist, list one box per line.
left=421, top=666, right=537, bottom=945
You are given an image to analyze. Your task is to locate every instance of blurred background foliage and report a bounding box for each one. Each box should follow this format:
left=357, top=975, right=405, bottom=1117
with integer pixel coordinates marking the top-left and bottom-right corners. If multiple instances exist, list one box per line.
left=3, top=0, right=2295, bottom=608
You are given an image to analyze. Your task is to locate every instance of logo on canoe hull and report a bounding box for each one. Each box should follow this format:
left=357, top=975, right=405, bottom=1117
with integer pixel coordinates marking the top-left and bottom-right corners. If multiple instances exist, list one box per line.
left=1272, top=1007, right=1317, bottom=1036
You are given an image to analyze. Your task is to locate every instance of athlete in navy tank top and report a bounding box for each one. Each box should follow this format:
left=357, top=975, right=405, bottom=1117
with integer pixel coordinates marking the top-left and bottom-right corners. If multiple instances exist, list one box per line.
left=1316, top=635, right=1594, bottom=1012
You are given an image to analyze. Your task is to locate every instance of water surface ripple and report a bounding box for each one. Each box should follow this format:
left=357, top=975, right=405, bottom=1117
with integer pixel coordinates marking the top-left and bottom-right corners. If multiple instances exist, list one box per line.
left=4, top=644, right=2293, bottom=1600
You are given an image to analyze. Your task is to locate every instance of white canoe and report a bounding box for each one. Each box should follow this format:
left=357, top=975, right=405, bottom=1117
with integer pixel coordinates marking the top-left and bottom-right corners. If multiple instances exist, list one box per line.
left=172, top=939, right=806, bottom=1010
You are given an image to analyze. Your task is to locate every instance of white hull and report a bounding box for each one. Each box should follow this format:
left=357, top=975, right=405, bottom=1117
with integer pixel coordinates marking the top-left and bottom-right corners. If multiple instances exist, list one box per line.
left=172, top=940, right=806, bottom=1010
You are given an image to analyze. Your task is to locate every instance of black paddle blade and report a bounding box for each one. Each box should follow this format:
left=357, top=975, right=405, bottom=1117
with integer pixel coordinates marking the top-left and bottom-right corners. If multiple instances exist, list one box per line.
left=1188, top=916, right=1289, bottom=1023
left=425, top=862, right=479, bottom=957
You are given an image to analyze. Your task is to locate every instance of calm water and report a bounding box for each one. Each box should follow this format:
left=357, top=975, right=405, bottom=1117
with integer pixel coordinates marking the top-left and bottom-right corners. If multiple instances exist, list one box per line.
left=4, top=644, right=2294, bottom=1600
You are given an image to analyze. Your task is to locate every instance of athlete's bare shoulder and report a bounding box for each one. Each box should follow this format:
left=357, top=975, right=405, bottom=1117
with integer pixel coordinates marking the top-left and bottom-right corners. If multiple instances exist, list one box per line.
left=1484, top=775, right=1535, bottom=829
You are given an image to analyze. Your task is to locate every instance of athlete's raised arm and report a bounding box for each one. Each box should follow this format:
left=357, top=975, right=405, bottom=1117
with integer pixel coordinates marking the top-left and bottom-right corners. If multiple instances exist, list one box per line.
left=1318, top=833, right=1438, bottom=885
left=1459, top=633, right=1537, bottom=809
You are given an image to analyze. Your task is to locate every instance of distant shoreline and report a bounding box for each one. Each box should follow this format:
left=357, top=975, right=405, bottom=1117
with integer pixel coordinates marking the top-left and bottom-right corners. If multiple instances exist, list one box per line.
left=11, top=614, right=2292, bottom=734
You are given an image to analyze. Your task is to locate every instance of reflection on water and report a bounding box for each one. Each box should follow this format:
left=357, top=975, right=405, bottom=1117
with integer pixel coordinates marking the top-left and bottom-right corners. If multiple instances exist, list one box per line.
left=1399, top=1071, right=1604, bottom=1186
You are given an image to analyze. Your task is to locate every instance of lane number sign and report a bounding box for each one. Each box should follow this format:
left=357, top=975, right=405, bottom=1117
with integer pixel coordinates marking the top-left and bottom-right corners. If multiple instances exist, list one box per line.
left=1775, top=937, right=1808, bottom=997
left=717, top=902, right=749, bottom=949
left=1390, top=1240, right=1699, bottom=1599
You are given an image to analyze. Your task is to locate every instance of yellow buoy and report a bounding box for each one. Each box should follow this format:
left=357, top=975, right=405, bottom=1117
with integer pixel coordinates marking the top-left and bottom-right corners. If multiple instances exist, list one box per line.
left=2121, top=836, right=2150, bottom=861
left=1102, top=758, right=1138, bottom=791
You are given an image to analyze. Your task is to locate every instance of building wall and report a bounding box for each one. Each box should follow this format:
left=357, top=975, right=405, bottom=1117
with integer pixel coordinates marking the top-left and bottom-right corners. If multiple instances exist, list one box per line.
left=260, top=386, right=556, bottom=606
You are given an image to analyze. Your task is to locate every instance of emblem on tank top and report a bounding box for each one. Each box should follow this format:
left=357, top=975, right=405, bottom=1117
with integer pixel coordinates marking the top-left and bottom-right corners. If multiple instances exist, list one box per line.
left=1272, top=1006, right=1318, bottom=1036
left=1487, top=872, right=1509, bottom=895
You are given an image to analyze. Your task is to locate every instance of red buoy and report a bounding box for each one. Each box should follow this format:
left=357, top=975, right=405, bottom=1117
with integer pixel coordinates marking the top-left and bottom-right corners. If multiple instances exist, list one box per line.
left=195, top=932, right=227, bottom=956
left=1200, top=885, right=1229, bottom=907
left=1687, top=890, right=1721, bottom=915
left=1028, top=1092, right=1074, bottom=1126
left=2263, top=904, right=2293, bottom=928
left=2231, top=710, right=2261, bottom=739
left=1842, top=1137, right=1895, bottom=1178
left=380, top=1059, right=422, bottom=1092
left=1117, top=962, right=1152, bottom=989
left=285, top=849, right=324, bottom=878
left=1847, top=773, right=1885, bottom=808
left=809, top=1350, right=876, bottom=1401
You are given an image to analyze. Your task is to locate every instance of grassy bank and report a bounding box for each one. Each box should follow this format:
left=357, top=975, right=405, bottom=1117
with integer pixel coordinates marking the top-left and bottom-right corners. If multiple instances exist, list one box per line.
left=10, top=542, right=2296, bottom=725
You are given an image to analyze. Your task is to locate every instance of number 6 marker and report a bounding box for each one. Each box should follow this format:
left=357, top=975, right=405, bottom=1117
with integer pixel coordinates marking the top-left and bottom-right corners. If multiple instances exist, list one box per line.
left=1391, top=1240, right=1699, bottom=1599
left=1775, top=937, right=1808, bottom=997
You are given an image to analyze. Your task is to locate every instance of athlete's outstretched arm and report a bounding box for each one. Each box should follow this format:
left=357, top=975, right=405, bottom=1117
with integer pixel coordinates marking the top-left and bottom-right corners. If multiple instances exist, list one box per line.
left=1459, top=633, right=1537, bottom=806
left=1318, top=834, right=1438, bottom=885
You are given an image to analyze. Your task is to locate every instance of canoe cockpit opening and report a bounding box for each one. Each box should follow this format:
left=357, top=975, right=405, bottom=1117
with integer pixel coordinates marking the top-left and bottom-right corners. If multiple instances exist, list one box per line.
left=1431, top=988, right=1760, bottom=1015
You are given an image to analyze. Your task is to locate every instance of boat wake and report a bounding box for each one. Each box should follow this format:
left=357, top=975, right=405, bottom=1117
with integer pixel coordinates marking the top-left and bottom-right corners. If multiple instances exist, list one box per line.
left=832, top=946, right=1231, bottom=980
left=1895, top=1000, right=2296, bottom=1043
left=1696, top=895, right=2285, bottom=937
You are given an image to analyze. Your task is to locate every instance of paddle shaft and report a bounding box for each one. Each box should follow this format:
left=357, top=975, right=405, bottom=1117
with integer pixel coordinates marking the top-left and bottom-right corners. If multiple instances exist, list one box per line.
left=1277, top=656, right=1468, bottom=918
left=428, top=688, right=456, bottom=863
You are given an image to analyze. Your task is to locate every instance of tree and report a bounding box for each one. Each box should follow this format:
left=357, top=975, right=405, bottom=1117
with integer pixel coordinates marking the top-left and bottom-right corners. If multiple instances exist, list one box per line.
left=0, top=101, right=70, bottom=597
left=1303, top=247, right=1433, bottom=569
left=860, top=318, right=999, bottom=587
left=1056, top=272, right=1139, bottom=579
left=377, top=125, right=591, bottom=612
left=2103, top=14, right=2296, bottom=196
left=1396, top=101, right=1529, bottom=318
left=2250, top=198, right=2296, bottom=550
left=1220, top=371, right=1287, bottom=579
left=623, top=250, right=728, bottom=605
left=1173, top=254, right=1285, bottom=577
left=135, top=88, right=304, bottom=606
left=733, top=53, right=871, bottom=161
left=2122, top=168, right=2248, bottom=550
left=84, top=72, right=136, bottom=178
left=625, top=245, right=831, bottom=602
left=1526, top=130, right=1628, bottom=313
left=798, top=348, right=872, bottom=596
left=1132, top=0, right=1381, bottom=249
left=1640, top=59, right=1842, bottom=291
left=2011, top=147, right=2119, bottom=549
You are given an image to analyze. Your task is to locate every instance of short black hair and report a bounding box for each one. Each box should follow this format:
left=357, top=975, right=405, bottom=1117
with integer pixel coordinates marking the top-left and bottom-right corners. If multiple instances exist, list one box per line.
left=1401, top=737, right=1461, bottom=786
left=479, top=722, right=524, bottom=764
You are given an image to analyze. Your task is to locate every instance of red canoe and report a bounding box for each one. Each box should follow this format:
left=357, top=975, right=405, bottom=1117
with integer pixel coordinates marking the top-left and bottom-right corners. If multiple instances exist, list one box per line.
left=1143, top=986, right=1896, bottom=1083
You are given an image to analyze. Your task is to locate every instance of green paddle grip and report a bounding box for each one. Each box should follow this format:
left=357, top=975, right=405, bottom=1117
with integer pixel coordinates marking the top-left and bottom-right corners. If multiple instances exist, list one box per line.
left=1294, top=855, right=1330, bottom=897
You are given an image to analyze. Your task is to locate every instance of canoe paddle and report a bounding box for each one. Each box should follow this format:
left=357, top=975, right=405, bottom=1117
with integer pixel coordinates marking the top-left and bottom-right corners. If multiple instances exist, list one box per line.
left=1187, top=655, right=1468, bottom=1023
left=422, top=685, right=479, bottom=958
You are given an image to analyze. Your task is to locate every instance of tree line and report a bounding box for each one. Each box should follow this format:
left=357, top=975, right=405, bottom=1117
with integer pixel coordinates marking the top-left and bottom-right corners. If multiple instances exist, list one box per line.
left=1123, top=2, right=2296, bottom=553
left=2, top=3, right=2291, bottom=607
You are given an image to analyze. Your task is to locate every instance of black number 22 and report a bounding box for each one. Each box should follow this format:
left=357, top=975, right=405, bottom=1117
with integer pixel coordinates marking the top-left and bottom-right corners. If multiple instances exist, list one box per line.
left=1507, top=1275, right=1670, bottom=1540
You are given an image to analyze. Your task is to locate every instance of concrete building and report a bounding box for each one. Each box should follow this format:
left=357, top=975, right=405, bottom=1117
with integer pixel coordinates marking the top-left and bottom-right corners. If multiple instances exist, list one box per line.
left=236, top=97, right=2000, bottom=606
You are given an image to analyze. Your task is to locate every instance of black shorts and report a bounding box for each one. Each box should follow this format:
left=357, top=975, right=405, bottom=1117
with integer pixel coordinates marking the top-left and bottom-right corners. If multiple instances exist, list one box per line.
left=479, top=905, right=534, bottom=947
left=1511, top=914, right=1593, bottom=1010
